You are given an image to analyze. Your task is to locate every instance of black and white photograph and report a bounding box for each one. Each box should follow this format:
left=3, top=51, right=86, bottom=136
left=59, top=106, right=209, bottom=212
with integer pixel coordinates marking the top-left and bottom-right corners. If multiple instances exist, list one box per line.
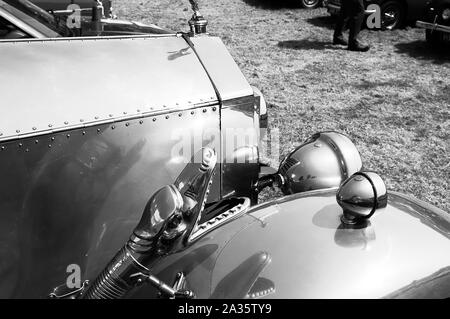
left=0, top=0, right=448, bottom=303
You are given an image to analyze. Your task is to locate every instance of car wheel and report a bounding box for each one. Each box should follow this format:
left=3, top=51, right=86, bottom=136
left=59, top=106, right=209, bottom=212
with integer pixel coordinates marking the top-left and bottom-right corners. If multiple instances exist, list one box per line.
left=300, top=0, right=321, bottom=9
left=380, top=1, right=406, bottom=30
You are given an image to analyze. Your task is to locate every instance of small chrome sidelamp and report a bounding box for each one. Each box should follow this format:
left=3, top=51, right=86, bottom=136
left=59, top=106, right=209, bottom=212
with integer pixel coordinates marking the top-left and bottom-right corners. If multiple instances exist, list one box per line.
left=188, top=0, right=208, bottom=35
left=337, top=172, right=388, bottom=225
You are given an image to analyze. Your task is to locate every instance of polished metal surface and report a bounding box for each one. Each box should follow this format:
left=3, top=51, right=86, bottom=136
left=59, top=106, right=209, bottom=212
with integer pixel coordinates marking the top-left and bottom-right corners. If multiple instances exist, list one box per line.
left=130, top=184, right=184, bottom=248
left=211, top=251, right=272, bottom=299
left=209, top=190, right=450, bottom=298
left=190, top=197, right=250, bottom=242
left=251, top=86, right=267, bottom=130
left=191, top=36, right=254, bottom=101
left=84, top=148, right=218, bottom=299
left=130, top=189, right=449, bottom=299
left=0, top=35, right=217, bottom=141
left=0, top=107, right=221, bottom=298
left=221, top=96, right=260, bottom=202
left=0, top=31, right=264, bottom=297
left=0, top=35, right=259, bottom=143
left=277, top=132, right=362, bottom=194
left=337, top=171, right=388, bottom=225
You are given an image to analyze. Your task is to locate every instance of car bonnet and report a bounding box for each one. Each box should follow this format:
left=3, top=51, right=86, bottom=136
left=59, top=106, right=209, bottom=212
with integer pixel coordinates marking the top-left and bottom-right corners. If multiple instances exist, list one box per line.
left=0, top=35, right=227, bottom=142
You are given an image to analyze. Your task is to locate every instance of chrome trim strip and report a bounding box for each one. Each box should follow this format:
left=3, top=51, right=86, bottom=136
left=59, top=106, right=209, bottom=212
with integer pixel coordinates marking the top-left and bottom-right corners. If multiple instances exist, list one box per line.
left=0, top=33, right=178, bottom=43
left=189, top=197, right=251, bottom=242
left=179, top=33, right=223, bottom=104
left=416, top=21, right=450, bottom=33
left=327, top=4, right=376, bottom=14
left=389, top=191, right=449, bottom=217
left=327, top=4, right=341, bottom=10
left=0, top=8, right=48, bottom=38
left=0, top=102, right=217, bottom=143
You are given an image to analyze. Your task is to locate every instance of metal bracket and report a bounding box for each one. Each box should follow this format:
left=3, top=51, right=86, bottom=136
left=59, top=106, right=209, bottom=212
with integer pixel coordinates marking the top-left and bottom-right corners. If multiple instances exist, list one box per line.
left=432, top=15, right=438, bottom=33
left=130, top=272, right=195, bottom=299
left=48, top=280, right=89, bottom=299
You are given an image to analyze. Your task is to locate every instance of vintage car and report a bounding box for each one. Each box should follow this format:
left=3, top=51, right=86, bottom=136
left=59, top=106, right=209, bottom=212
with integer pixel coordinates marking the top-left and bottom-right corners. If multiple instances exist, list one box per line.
left=0, top=1, right=449, bottom=299
left=324, top=0, right=428, bottom=29
left=0, top=0, right=167, bottom=39
left=416, top=0, right=450, bottom=45
left=29, top=0, right=113, bottom=17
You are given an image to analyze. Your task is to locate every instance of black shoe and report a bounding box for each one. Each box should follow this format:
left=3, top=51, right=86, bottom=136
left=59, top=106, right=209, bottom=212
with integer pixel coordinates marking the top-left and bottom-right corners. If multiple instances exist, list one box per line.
left=333, top=36, right=348, bottom=46
left=348, top=41, right=370, bottom=52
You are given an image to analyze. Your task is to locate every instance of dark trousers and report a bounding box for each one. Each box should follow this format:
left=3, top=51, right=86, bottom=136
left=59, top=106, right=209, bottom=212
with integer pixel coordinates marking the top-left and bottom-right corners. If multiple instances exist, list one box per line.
left=333, top=0, right=365, bottom=44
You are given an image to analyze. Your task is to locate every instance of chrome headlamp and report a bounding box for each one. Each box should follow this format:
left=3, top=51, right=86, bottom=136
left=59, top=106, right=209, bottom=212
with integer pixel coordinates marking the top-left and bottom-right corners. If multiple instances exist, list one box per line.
left=255, top=132, right=363, bottom=195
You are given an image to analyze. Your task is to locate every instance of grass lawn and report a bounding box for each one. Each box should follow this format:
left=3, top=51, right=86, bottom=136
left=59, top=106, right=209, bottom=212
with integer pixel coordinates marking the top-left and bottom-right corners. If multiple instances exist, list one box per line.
left=114, top=0, right=449, bottom=212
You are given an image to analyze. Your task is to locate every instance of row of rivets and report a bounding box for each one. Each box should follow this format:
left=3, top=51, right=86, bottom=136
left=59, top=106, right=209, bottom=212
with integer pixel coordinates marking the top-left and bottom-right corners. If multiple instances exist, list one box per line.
left=196, top=203, right=241, bottom=231
left=1, top=107, right=216, bottom=147
left=248, top=287, right=275, bottom=299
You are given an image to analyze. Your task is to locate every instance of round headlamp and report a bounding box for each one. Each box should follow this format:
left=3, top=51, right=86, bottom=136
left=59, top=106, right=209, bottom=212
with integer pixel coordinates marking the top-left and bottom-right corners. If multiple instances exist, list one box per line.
left=277, top=132, right=362, bottom=194
left=442, top=8, right=450, bottom=20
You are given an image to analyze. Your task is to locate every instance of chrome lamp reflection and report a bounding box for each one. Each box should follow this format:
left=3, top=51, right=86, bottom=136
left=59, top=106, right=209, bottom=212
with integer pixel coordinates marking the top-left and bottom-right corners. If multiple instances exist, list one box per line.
left=83, top=147, right=217, bottom=299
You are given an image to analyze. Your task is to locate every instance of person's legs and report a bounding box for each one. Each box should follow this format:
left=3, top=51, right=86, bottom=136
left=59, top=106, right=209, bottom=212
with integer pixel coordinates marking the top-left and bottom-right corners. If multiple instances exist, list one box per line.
left=348, top=0, right=364, bottom=43
left=333, top=0, right=350, bottom=45
left=348, top=0, right=370, bottom=51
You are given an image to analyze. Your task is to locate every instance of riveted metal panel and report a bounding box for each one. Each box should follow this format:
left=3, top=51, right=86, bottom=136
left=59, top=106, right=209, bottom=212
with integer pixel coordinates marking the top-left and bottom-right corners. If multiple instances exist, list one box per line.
left=0, top=106, right=220, bottom=298
left=0, top=35, right=218, bottom=142
left=191, top=36, right=254, bottom=102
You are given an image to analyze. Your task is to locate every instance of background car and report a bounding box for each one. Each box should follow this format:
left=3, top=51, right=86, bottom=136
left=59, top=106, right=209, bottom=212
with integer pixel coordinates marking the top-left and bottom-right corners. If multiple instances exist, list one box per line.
left=416, top=0, right=450, bottom=45
left=325, top=0, right=429, bottom=29
left=30, top=0, right=113, bottom=17
left=0, top=0, right=168, bottom=39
